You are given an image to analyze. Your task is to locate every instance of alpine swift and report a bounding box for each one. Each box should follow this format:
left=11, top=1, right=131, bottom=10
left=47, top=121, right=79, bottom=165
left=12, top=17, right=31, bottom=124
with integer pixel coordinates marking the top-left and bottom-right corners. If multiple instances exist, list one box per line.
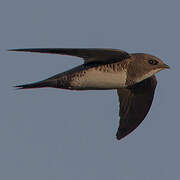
left=9, top=48, right=170, bottom=140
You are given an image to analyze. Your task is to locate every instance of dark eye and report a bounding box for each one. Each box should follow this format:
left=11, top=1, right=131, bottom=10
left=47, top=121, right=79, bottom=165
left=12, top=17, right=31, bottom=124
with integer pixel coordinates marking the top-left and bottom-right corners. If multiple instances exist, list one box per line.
left=148, top=59, right=158, bottom=65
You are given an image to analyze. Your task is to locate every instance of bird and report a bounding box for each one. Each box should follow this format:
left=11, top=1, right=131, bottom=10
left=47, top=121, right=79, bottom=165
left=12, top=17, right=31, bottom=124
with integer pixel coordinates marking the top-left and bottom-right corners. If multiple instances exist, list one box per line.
left=9, top=48, right=170, bottom=140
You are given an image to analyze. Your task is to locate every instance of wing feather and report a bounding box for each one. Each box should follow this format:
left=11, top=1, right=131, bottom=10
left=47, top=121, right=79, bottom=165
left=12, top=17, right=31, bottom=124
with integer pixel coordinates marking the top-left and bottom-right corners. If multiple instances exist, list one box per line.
left=116, top=76, right=157, bottom=140
left=8, top=48, right=131, bottom=64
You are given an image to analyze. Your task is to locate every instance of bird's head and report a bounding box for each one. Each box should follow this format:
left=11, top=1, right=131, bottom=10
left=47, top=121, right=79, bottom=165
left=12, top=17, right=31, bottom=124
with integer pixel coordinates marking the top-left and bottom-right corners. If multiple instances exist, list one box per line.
left=128, top=53, right=170, bottom=84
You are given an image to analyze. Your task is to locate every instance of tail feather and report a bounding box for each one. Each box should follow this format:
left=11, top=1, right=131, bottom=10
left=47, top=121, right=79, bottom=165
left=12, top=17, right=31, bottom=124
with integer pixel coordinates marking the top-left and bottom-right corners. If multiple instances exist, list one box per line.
left=14, top=80, right=57, bottom=90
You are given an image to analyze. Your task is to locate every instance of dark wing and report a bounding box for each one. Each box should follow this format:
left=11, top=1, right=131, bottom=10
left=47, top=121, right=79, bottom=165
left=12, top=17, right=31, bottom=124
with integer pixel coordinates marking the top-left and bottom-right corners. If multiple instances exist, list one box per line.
left=8, top=48, right=131, bottom=64
left=116, top=76, right=157, bottom=140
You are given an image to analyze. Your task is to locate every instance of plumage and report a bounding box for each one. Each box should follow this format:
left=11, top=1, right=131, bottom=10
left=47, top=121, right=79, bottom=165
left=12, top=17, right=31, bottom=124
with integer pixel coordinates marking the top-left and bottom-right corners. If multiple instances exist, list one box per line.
left=117, top=76, right=157, bottom=140
left=8, top=48, right=130, bottom=64
left=10, top=48, right=170, bottom=140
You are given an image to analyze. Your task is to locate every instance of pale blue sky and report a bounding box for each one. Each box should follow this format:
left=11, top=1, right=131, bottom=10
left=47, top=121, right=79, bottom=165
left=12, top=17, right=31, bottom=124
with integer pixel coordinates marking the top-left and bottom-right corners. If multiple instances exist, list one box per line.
left=0, top=0, right=179, bottom=179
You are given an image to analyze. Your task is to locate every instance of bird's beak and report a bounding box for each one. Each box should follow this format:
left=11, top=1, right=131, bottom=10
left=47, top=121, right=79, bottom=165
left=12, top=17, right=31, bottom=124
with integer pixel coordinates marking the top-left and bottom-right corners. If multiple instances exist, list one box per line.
left=162, top=63, right=170, bottom=69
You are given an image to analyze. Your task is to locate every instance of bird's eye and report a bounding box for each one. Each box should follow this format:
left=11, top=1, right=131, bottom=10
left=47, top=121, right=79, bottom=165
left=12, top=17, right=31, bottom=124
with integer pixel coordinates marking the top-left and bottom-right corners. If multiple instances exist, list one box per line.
left=148, top=59, right=158, bottom=65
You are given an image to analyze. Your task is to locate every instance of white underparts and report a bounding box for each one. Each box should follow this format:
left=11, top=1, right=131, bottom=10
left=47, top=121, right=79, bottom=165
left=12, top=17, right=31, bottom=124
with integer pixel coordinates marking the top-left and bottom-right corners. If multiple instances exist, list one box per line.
left=135, top=68, right=162, bottom=83
left=70, top=68, right=127, bottom=90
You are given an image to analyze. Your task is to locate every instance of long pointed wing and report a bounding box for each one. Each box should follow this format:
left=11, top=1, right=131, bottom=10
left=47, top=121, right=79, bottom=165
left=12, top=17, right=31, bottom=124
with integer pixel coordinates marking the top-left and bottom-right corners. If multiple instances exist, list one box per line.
left=8, top=48, right=131, bottom=64
left=116, top=76, right=157, bottom=140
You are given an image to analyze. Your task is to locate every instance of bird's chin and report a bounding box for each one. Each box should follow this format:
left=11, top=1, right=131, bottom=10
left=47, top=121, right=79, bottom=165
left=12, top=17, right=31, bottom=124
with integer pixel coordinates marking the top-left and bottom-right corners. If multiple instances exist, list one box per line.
left=135, top=68, right=163, bottom=83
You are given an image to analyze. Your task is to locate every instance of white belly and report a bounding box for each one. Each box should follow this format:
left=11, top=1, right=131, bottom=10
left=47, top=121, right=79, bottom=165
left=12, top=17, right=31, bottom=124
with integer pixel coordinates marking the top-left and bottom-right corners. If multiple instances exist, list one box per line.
left=71, top=68, right=127, bottom=90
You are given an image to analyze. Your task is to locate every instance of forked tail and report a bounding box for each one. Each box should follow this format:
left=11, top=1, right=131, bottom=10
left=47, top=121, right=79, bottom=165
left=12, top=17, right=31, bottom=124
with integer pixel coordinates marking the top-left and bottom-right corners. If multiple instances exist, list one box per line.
left=14, top=79, right=57, bottom=89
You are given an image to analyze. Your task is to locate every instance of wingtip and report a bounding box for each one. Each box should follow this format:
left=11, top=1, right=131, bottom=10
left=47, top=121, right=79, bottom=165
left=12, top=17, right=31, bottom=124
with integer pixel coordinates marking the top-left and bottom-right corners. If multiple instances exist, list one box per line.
left=13, top=85, right=23, bottom=90
left=7, top=49, right=14, bottom=52
left=8, top=49, right=28, bottom=52
left=7, top=48, right=56, bottom=54
left=116, top=135, right=124, bottom=141
left=116, top=127, right=134, bottom=141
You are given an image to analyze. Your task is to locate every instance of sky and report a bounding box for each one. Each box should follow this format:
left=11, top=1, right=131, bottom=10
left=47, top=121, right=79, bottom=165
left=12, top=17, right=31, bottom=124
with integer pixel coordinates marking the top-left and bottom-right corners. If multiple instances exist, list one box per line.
left=0, top=0, right=179, bottom=179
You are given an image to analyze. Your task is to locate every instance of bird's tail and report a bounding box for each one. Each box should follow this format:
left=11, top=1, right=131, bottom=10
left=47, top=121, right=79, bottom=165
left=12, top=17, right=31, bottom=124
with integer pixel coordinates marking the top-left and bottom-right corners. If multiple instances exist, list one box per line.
left=14, top=79, right=57, bottom=90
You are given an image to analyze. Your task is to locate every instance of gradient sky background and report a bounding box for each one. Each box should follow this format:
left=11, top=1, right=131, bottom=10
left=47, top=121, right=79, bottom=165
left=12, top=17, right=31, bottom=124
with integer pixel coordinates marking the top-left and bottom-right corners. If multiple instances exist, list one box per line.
left=1, top=0, right=179, bottom=179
